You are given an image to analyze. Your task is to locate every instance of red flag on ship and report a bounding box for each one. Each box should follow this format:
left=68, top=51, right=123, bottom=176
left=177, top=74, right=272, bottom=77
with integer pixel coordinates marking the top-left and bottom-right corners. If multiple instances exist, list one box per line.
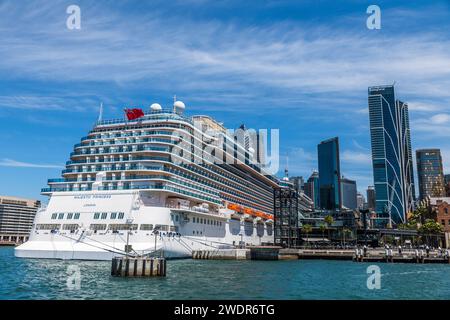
left=124, top=108, right=145, bottom=120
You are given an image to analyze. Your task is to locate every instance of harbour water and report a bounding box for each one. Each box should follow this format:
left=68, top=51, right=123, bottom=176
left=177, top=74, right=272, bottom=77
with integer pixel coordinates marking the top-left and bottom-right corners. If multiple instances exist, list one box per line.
left=1, top=247, right=449, bottom=300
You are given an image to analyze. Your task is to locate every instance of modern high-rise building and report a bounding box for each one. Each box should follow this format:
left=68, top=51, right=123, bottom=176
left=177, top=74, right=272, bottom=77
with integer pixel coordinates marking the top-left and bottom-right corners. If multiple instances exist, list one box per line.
left=0, top=195, right=40, bottom=244
left=341, top=177, right=358, bottom=210
left=318, top=137, right=342, bottom=210
left=366, top=186, right=376, bottom=211
left=368, top=85, right=415, bottom=225
left=356, top=192, right=366, bottom=210
left=416, top=149, right=446, bottom=199
left=445, top=174, right=450, bottom=197
left=304, top=171, right=320, bottom=209
left=289, top=176, right=305, bottom=192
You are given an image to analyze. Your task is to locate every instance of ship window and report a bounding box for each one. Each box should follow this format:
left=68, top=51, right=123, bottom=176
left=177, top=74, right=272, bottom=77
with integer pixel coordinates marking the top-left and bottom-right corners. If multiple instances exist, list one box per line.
left=63, top=224, right=79, bottom=231
left=36, top=224, right=61, bottom=230
left=118, top=212, right=124, bottom=219
left=90, top=224, right=107, bottom=231
left=193, top=230, right=195, bottom=235
left=140, top=224, right=153, bottom=231
left=51, top=213, right=57, bottom=220
left=94, top=212, right=100, bottom=219
left=101, top=212, right=107, bottom=219
left=67, top=213, right=73, bottom=220
left=74, top=213, right=80, bottom=219
left=176, top=215, right=179, bottom=222
left=108, top=224, right=138, bottom=231
left=110, top=212, right=117, bottom=219
left=58, top=213, right=64, bottom=220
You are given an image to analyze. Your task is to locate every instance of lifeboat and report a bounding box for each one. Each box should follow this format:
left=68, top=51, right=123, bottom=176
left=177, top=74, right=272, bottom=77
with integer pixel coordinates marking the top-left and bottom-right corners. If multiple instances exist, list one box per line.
left=227, top=203, right=243, bottom=214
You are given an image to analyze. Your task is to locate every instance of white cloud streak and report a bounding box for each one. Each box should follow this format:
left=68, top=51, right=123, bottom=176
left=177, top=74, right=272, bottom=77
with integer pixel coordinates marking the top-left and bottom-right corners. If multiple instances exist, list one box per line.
left=0, top=158, right=63, bottom=169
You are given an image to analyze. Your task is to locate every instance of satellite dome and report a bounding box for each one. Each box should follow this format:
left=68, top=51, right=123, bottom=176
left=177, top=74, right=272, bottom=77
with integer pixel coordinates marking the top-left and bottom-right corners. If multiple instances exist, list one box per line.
left=282, top=177, right=289, bottom=181
left=173, top=100, right=185, bottom=109
left=150, top=103, right=162, bottom=111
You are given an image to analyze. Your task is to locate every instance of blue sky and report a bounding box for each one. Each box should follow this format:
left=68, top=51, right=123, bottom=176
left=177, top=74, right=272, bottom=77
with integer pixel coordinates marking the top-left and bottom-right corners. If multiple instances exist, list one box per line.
left=0, top=0, right=450, bottom=202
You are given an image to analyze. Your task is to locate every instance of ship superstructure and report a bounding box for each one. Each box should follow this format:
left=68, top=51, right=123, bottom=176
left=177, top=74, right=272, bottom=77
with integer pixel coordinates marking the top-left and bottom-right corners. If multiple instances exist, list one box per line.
left=15, top=101, right=280, bottom=260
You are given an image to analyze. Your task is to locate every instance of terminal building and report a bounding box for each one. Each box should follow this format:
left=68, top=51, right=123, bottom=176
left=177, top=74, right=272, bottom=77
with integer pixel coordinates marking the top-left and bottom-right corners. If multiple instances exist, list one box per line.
left=0, top=195, right=40, bottom=244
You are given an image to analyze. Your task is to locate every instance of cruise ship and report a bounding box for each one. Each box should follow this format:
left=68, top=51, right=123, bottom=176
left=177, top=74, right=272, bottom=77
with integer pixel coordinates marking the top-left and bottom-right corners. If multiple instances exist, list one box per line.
left=15, top=100, right=281, bottom=260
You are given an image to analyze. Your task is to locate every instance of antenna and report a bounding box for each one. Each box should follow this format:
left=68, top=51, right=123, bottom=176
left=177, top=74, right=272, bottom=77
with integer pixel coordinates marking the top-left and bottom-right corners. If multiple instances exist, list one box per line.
left=173, top=95, right=177, bottom=112
left=98, top=102, right=103, bottom=122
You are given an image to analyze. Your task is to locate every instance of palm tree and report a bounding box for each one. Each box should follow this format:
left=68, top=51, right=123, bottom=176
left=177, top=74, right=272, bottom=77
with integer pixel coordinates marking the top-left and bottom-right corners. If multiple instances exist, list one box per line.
left=319, top=224, right=326, bottom=241
left=342, top=228, right=352, bottom=246
left=324, top=215, right=334, bottom=241
left=302, top=224, right=313, bottom=247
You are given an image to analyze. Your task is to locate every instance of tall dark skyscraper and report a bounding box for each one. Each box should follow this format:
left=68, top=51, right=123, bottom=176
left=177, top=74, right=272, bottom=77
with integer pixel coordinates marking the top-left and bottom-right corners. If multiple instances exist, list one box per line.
left=444, top=174, right=450, bottom=197
left=368, top=85, right=415, bottom=225
left=318, top=137, right=341, bottom=210
left=416, top=149, right=446, bottom=199
left=366, top=186, right=376, bottom=211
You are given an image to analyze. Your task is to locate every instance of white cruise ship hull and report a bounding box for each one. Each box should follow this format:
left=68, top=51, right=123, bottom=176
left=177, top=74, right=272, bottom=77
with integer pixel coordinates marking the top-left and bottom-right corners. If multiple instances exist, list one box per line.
left=15, top=190, right=274, bottom=260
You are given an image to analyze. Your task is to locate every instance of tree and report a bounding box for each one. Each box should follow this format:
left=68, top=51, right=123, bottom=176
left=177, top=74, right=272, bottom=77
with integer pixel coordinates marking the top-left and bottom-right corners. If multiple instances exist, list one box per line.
left=302, top=224, right=313, bottom=246
left=324, top=215, right=334, bottom=240
left=342, top=228, right=352, bottom=246
left=419, top=219, right=443, bottom=246
left=319, top=224, right=326, bottom=241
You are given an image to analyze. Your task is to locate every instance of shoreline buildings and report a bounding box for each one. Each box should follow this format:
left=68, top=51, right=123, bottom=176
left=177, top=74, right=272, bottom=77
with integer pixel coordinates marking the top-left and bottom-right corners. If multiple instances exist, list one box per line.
left=341, top=177, right=357, bottom=210
left=304, top=171, right=320, bottom=209
left=366, top=186, right=376, bottom=211
left=368, top=85, right=415, bottom=226
left=0, top=195, right=40, bottom=244
left=318, top=137, right=342, bottom=211
left=416, top=149, right=446, bottom=199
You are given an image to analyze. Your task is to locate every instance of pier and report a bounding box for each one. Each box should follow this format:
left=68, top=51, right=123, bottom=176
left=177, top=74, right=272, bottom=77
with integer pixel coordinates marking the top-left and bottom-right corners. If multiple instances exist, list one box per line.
left=192, top=247, right=450, bottom=264
left=111, top=257, right=167, bottom=277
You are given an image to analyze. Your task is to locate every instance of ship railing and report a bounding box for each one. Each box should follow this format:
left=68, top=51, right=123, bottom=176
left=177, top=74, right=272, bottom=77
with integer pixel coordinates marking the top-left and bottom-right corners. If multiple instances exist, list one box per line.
left=95, top=109, right=194, bottom=126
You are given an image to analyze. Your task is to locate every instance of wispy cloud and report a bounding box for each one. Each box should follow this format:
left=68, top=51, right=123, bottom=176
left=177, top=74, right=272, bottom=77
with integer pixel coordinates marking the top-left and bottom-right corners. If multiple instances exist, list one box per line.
left=0, top=158, right=63, bottom=169
left=0, top=1, right=450, bottom=112
left=341, top=150, right=372, bottom=165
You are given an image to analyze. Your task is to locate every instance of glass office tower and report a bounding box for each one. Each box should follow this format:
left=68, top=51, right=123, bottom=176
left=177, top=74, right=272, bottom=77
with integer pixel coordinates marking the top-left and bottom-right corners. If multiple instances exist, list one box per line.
left=368, top=85, right=415, bottom=226
left=305, top=170, right=320, bottom=209
left=416, top=149, right=446, bottom=199
left=318, top=137, right=342, bottom=210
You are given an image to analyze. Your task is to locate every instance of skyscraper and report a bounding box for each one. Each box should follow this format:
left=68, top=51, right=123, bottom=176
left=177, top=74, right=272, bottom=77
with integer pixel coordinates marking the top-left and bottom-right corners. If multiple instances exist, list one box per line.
left=366, top=186, right=376, bottom=211
left=289, top=176, right=305, bottom=192
left=368, top=85, right=415, bottom=225
left=357, top=192, right=366, bottom=210
left=416, top=149, right=446, bottom=199
left=304, top=171, right=320, bottom=209
left=445, top=174, right=450, bottom=197
left=341, top=177, right=357, bottom=210
left=318, top=137, right=341, bottom=210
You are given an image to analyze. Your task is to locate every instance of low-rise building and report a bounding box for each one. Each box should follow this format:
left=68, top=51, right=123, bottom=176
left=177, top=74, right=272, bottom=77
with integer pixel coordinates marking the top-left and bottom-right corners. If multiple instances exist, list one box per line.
left=0, top=195, right=40, bottom=244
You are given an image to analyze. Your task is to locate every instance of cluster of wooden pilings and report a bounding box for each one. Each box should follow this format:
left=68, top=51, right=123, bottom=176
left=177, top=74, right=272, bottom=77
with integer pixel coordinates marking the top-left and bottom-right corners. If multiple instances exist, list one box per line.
left=111, top=257, right=167, bottom=277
